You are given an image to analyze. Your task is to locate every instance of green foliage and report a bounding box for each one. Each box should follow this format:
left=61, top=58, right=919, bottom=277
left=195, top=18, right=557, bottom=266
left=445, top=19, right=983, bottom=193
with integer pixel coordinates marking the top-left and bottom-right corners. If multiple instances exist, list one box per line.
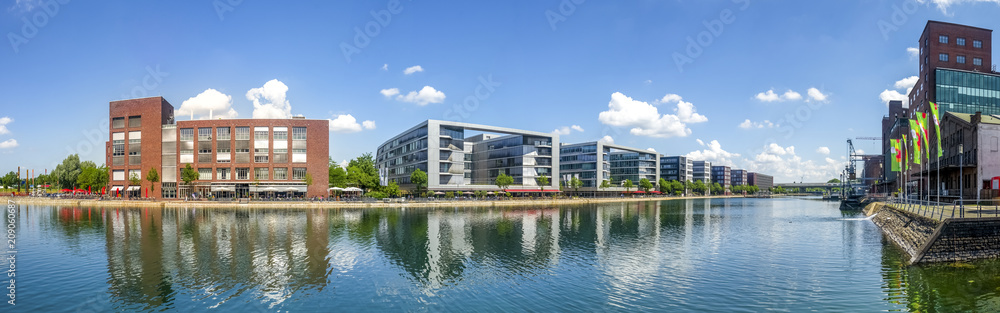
left=495, top=173, right=513, bottom=191
left=639, top=178, right=652, bottom=193
left=711, top=182, right=723, bottom=195
left=329, top=164, right=347, bottom=188
left=346, top=153, right=379, bottom=191
left=51, top=154, right=82, bottom=189
left=146, top=168, right=159, bottom=194
left=692, top=180, right=707, bottom=195
left=445, top=191, right=455, bottom=198
left=623, top=179, right=633, bottom=193
left=75, top=163, right=109, bottom=191
left=410, top=168, right=427, bottom=194
left=671, top=180, right=684, bottom=195
left=659, top=178, right=670, bottom=194
left=536, top=175, right=549, bottom=191
left=599, top=179, right=611, bottom=190
left=474, top=190, right=486, bottom=199
left=367, top=191, right=388, bottom=199
left=304, top=173, right=314, bottom=186
left=180, top=164, right=199, bottom=196
left=570, top=176, right=583, bottom=193
left=128, top=171, right=142, bottom=187
left=384, top=180, right=402, bottom=197
left=0, top=171, right=17, bottom=189
left=827, top=178, right=841, bottom=183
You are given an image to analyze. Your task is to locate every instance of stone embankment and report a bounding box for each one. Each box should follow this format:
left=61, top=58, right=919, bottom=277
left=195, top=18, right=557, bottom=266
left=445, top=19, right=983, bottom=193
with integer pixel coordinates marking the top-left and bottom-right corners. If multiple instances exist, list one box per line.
left=866, top=202, right=1000, bottom=264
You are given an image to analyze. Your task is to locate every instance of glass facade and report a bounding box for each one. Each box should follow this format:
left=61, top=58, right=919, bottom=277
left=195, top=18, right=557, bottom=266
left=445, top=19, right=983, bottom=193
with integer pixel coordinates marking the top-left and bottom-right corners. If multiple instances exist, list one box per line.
left=936, top=68, right=1000, bottom=117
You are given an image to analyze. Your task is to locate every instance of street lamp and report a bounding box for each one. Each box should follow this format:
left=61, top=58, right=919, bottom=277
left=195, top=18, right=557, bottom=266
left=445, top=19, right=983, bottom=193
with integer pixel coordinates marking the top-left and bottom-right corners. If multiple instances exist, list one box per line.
left=959, top=143, right=964, bottom=217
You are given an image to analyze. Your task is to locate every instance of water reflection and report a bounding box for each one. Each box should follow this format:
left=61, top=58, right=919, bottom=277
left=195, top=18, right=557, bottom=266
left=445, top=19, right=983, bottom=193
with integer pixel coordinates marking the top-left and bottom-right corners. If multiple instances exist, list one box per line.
left=33, top=199, right=1000, bottom=311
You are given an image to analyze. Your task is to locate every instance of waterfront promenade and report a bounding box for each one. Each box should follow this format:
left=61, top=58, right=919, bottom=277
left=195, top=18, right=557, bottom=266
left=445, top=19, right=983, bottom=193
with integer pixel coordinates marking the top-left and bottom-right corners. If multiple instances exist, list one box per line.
left=1, top=195, right=745, bottom=209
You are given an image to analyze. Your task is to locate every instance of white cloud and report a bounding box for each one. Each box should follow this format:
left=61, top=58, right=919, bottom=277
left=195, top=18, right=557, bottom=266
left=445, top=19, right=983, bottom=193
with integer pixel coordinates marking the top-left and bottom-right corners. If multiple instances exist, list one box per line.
left=686, top=140, right=740, bottom=166
left=392, top=86, right=446, bottom=105
left=380, top=88, right=400, bottom=97
left=919, top=0, right=1000, bottom=13
left=329, top=114, right=366, bottom=133
left=880, top=76, right=918, bottom=107
left=598, top=135, right=614, bottom=144
left=362, top=120, right=376, bottom=130
left=403, top=65, right=424, bottom=75
left=738, top=119, right=776, bottom=129
left=553, top=125, right=584, bottom=136
left=247, top=79, right=292, bottom=119
left=643, top=80, right=652, bottom=85
left=0, top=139, right=17, bottom=149
left=907, top=47, right=920, bottom=59
left=598, top=92, right=707, bottom=138
left=0, top=117, right=12, bottom=135
left=177, top=89, right=238, bottom=120
left=646, top=148, right=656, bottom=152
left=696, top=139, right=704, bottom=146
left=381, top=64, right=388, bottom=71
left=656, top=93, right=683, bottom=104
left=782, top=90, right=802, bottom=101
left=339, top=160, right=349, bottom=169
left=816, top=146, right=831, bottom=155
left=743, top=142, right=845, bottom=183
left=755, top=89, right=781, bottom=102
left=807, top=88, right=829, bottom=102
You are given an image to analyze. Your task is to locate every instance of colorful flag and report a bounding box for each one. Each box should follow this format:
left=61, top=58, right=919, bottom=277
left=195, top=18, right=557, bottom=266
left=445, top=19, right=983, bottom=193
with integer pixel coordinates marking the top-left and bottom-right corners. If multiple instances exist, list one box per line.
left=902, top=133, right=909, bottom=172
left=929, top=102, right=943, bottom=157
left=917, top=112, right=931, bottom=160
left=908, top=119, right=922, bottom=164
left=891, top=139, right=901, bottom=172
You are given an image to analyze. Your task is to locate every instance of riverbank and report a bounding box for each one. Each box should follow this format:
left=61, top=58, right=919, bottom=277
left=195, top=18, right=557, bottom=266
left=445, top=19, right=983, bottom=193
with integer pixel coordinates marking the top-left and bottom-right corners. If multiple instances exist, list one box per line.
left=2, top=195, right=745, bottom=209
left=866, top=201, right=1000, bottom=264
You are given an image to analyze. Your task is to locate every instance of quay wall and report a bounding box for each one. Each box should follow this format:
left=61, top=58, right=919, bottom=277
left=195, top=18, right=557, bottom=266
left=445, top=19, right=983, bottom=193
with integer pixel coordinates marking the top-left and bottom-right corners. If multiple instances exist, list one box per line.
left=866, top=202, right=1000, bottom=264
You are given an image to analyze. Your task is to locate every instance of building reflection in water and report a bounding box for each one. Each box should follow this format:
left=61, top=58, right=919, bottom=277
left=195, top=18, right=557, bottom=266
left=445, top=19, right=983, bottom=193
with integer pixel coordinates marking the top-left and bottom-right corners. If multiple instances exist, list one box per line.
left=47, top=200, right=755, bottom=310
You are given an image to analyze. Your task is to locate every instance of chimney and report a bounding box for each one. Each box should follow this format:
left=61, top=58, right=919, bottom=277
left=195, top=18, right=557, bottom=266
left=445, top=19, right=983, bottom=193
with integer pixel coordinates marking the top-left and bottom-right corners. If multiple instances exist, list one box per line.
left=973, top=111, right=982, bottom=124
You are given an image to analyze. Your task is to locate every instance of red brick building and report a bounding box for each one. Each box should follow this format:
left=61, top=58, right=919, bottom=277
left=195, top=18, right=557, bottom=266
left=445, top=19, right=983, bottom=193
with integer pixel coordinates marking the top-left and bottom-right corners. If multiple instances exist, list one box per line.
left=106, top=97, right=329, bottom=199
left=908, top=21, right=992, bottom=116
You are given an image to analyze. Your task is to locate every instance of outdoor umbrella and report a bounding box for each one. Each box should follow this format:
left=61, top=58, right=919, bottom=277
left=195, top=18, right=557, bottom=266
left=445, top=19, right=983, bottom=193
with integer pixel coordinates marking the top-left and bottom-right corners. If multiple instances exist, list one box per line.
left=433, top=191, right=445, bottom=195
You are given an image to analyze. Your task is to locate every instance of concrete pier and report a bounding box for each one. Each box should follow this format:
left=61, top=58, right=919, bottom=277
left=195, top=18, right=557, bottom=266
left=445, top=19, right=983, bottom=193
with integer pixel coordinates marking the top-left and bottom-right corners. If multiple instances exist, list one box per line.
left=866, top=202, right=1000, bottom=264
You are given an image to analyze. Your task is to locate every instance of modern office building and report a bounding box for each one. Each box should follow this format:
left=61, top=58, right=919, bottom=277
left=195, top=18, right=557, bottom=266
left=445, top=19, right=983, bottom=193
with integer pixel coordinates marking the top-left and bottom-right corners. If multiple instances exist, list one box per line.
left=692, top=161, right=711, bottom=183
left=106, top=97, right=330, bottom=199
left=909, top=21, right=994, bottom=119
left=731, top=169, right=747, bottom=186
left=711, top=166, right=731, bottom=189
left=376, top=120, right=559, bottom=192
left=748, top=172, right=773, bottom=190
left=560, top=141, right=659, bottom=192
left=660, top=156, right=693, bottom=182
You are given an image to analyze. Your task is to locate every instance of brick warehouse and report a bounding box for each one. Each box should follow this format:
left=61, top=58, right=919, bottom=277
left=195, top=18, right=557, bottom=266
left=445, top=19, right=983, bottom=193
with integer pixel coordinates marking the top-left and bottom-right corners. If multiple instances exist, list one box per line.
left=106, top=97, right=329, bottom=199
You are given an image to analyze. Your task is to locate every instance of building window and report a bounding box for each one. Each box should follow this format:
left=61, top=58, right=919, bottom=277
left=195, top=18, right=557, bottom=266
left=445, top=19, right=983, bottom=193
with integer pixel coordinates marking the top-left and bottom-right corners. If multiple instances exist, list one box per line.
left=254, top=148, right=269, bottom=163
left=292, top=149, right=307, bottom=163
left=217, top=168, right=230, bottom=180
left=216, top=127, right=230, bottom=140
left=236, top=168, right=249, bottom=180
left=939, top=53, right=948, bottom=62
left=292, top=168, right=307, bottom=180
left=198, top=128, right=211, bottom=141
left=255, top=168, right=269, bottom=180
left=254, top=127, right=269, bottom=140
left=292, top=127, right=307, bottom=140
left=273, top=127, right=287, bottom=140
left=112, top=170, right=125, bottom=181
left=112, top=132, right=125, bottom=165
left=939, top=35, right=948, bottom=44
left=974, top=57, right=983, bottom=66
left=128, top=116, right=141, bottom=128
left=974, top=40, right=983, bottom=48
left=273, top=149, right=288, bottom=163
left=128, top=170, right=141, bottom=182
left=957, top=37, right=966, bottom=46
left=161, top=182, right=176, bottom=198
left=112, top=117, right=125, bottom=129
left=957, top=55, right=966, bottom=64
left=273, top=168, right=288, bottom=180
left=198, top=168, right=212, bottom=180
left=234, top=127, right=250, bottom=140
left=180, top=128, right=194, bottom=141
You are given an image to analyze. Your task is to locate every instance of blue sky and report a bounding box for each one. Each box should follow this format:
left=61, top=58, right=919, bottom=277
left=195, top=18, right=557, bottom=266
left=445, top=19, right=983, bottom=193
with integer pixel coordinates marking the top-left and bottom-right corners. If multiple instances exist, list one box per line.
left=1, top=0, right=998, bottom=183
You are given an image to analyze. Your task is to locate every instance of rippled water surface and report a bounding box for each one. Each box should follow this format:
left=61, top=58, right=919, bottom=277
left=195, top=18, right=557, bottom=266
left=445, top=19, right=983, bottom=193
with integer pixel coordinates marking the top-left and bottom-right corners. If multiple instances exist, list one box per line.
left=10, top=197, right=1000, bottom=312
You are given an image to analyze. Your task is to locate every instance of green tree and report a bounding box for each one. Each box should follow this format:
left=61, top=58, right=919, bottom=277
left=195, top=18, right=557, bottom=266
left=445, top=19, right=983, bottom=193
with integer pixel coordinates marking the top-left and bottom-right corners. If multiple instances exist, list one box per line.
left=692, top=180, right=707, bottom=195
left=304, top=173, right=314, bottom=187
left=129, top=171, right=142, bottom=197
left=146, top=168, right=159, bottom=197
left=711, top=182, right=723, bottom=195
left=623, top=179, right=633, bottom=194
left=52, top=154, right=83, bottom=189
left=671, top=180, right=684, bottom=196
left=827, top=178, right=841, bottom=183
left=536, top=175, right=549, bottom=192
left=495, top=173, right=513, bottom=192
left=659, top=178, right=670, bottom=194
left=445, top=191, right=455, bottom=198
left=384, top=180, right=401, bottom=197
left=639, top=178, right=653, bottom=193
left=410, top=168, right=427, bottom=195
left=75, top=162, right=97, bottom=190
left=599, top=179, right=611, bottom=192
left=94, top=165, right=109, bottom=192
left=329, top=162, right=348, bottom=188
left=346, top=153, right=379, bottom=191
left=570, top=176, right=583, bottom=196
left=180, top=164, right=199, bottom=197
left=0, top=171, right=16, bottom=190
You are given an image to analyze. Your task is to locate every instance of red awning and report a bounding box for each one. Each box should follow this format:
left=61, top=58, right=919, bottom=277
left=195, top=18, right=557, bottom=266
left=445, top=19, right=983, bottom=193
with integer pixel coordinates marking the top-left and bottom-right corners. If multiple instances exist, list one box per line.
left=631, top=191, right=646, bottom=193
left=650, top=191, right=662, bottom=194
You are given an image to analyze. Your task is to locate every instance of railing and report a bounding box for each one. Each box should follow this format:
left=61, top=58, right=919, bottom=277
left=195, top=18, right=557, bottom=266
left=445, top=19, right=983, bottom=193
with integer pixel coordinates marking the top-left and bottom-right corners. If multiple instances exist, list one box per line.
left=886, top=198, right=1000, bottom=220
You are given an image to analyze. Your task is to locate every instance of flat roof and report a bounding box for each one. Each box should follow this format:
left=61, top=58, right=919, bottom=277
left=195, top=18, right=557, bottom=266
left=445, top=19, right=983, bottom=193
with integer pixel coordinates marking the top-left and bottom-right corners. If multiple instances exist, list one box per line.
left=926, top=20, right=993, bottom=33
left=945, top=111, right=1000, bottom=125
